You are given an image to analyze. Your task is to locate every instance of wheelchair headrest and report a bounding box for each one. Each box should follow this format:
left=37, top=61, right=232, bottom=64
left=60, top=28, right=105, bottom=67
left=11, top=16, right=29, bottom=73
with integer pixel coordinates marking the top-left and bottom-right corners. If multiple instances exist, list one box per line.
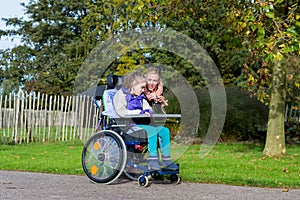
left=107, top=74, right=122, bottom=89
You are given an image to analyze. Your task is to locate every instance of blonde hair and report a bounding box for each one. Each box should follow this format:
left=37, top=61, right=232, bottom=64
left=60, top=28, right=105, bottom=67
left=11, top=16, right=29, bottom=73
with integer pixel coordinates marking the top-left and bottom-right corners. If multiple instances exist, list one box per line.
left=123, top=71, right=146, bottom=90
left=146, top=67, right=161, bottom=81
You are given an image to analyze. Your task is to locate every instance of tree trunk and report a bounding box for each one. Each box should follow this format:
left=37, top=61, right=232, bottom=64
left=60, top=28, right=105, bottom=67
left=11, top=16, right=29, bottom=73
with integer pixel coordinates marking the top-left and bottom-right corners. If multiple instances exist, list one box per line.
left=263, top=59, right=286, bottom=157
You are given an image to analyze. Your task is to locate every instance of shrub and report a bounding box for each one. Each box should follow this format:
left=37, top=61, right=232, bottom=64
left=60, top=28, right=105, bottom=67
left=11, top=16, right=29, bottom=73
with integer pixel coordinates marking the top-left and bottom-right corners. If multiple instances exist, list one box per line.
left=164, top=86, right=269, bottom=142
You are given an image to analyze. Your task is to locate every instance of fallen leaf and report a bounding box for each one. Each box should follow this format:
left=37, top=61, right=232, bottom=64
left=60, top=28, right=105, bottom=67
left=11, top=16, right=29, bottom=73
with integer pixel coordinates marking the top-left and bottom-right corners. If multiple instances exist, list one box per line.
left=282, top=168, right=289, bottom=173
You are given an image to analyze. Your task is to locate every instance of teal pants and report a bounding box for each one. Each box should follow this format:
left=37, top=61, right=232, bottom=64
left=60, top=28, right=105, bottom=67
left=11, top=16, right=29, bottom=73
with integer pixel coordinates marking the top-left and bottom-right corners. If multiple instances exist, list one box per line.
left=137, top=125, right=170, bottom=157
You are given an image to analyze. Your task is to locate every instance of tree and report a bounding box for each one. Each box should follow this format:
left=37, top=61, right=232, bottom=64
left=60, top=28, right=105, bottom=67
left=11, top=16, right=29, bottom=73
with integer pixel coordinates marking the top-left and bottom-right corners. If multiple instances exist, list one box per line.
left=157, top=0, right=300, bottom=157
left=0, top=0, right=88, bottom=95
left=1, top=0, right=299, bottom=156
left=0, top=46, right=34, bottom=95
left=227, top=0, right=300, bottom=157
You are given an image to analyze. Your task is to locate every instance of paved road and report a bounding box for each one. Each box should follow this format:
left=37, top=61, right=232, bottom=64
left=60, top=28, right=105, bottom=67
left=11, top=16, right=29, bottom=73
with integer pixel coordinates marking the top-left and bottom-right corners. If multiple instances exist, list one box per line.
left=0, top=170, right=299, bottom=200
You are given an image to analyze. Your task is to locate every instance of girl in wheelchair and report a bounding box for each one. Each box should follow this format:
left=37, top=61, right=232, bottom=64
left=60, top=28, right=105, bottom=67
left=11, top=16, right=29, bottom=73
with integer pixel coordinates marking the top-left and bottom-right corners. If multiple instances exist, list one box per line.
left=113, top=71, right=178, bottom=171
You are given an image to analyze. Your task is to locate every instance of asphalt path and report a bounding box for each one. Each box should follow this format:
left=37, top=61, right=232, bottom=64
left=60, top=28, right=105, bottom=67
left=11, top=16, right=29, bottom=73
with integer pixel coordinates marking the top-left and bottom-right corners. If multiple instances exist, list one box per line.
left=1, top=170, right=299, bottom=200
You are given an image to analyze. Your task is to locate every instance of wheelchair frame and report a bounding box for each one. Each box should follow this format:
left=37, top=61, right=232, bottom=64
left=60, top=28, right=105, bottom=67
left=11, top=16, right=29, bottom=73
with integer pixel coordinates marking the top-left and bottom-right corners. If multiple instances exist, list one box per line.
left=81, top=85, right=181, bottom=187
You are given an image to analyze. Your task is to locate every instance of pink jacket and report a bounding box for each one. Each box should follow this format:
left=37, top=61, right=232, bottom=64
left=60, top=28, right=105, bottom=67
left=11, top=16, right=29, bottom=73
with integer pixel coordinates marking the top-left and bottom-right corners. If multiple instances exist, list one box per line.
left=144, top=81, right=168, bottom=107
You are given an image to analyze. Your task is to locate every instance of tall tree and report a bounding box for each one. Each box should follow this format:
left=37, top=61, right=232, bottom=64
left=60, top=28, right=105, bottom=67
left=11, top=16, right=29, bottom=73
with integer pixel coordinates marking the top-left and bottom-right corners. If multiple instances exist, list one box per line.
left=230, top=0, right=299, bottom=157
left=158, top=0, right=300, bottom=156
left=0, top=0, right=87, bottom=95
left=1, top=0, right=299, bottom=156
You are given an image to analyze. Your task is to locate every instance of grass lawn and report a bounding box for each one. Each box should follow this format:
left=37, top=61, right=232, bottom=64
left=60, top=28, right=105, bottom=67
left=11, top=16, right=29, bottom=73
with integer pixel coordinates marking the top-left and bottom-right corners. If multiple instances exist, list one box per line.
left=0, top=140, right=299, bottom=188
left=180, top=143, right=300, bottom=188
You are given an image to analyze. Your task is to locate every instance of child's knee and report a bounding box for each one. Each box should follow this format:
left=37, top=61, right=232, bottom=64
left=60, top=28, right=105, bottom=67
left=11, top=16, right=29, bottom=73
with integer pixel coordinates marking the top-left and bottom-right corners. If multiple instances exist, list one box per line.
left=158, top=126, right=170, bottom=137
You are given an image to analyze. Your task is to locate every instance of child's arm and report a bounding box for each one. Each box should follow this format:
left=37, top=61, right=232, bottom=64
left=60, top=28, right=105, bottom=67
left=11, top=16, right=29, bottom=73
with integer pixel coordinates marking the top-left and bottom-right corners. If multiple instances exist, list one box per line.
left=156, top=81, right=168, bottom=106
left=155, top=81, right=164, bottom=96
left=113, top=90, right=141, bottom=116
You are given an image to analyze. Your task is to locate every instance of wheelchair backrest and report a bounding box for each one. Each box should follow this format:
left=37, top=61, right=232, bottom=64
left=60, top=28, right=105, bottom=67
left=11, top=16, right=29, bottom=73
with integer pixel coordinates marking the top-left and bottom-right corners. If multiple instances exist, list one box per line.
left=95, top=74, right=122, bottom=117
left=102, top=89, right=119, bottom=118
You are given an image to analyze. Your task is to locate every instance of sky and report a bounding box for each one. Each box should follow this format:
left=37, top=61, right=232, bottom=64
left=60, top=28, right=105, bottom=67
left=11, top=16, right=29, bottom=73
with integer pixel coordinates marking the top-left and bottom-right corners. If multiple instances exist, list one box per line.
left=0, top=0, right=30, bottom=50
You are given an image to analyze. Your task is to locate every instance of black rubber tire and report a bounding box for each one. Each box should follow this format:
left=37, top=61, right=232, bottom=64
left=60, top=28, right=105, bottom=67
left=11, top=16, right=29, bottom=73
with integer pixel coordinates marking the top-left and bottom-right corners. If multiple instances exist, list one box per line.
left=170, top=174, right=181, bottom=184
left=82, top=130, right=127, bottom=184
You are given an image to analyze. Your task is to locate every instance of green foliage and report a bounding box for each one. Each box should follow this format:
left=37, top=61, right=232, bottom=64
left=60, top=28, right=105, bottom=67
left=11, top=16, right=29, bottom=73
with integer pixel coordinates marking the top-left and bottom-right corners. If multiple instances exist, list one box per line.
left=1, top=0, right=299, bottom=98
left=0, top=0, right=299, bottom=154
left=111, top=49, right=205, bottom=87
left=158, top=0, right=250, bottom=84
left=0, top=0, right=88, bottom=95
left=229, top=0, right=300, bottom=104
left=221, top=87, right=268, bottom=141
left=164, top=86, right=269, bottom=141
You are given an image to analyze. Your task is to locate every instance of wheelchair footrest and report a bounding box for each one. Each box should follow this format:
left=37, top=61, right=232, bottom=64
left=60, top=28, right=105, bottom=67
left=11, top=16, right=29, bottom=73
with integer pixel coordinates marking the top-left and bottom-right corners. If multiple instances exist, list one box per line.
left=143, top=164, right=179, bottom=175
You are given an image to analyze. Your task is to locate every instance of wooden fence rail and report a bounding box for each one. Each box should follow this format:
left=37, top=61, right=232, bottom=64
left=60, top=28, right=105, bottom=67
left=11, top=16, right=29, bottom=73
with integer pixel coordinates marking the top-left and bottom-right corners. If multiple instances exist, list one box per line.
left=0, top=91, right=99, bottom=144
left=285, top=104, right=300, bottom=123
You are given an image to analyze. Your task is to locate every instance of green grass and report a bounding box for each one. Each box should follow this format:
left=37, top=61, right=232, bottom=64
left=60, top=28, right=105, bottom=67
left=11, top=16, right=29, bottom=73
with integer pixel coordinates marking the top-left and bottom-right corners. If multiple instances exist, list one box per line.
left=180, top=143, right=300, bottom=188
left=0, top=140, right=83, bottom=175
left=0, top=127, right=94, bottom=145
left=0, top=141, right=299, bottom=188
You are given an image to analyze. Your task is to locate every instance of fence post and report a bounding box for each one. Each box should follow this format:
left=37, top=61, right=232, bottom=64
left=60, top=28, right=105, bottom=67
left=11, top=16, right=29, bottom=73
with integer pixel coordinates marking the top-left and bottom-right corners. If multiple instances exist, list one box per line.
left=72, top=95, right=79, bottom=140
left=3, top=95, right=8, bottom=142
left=19, top=91, right=25, bottom=144
left=62, top=96, right=69, bottom=141
left=27, top=92, right=32, bottom=143
left=0, top=92, right=101, bottom=144
left=48, top=95, right=53, bottom=141
left=0, top=95, right=2, bottom=130
left=55, top=95, right=59, bottom=141
left=66, top=96, right=72, bottom=140
left=13, top=93, right=19, bottom=144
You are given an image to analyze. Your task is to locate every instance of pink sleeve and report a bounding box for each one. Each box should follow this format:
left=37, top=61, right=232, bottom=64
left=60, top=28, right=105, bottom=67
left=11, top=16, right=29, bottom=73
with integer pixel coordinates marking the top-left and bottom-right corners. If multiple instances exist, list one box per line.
left=155, top=81, right=163, bottom=96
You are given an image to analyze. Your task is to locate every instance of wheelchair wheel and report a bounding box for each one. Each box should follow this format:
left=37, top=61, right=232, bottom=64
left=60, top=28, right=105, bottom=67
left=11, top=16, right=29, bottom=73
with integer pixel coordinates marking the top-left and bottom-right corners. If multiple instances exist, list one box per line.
left=82, top=130, right=127, bottom=184
left=138, top=175, right=149, bottom=187
left=170, top=174, right=181, bottom=184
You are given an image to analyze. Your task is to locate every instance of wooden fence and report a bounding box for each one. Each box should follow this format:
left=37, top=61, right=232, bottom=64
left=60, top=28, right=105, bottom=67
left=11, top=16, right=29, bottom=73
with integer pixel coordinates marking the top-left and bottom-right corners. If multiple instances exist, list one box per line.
left=0, top=91, right=100, bottom=144
left=0, top=91, right=298, bottom=145
left=285, top=104, right=300, bottom=123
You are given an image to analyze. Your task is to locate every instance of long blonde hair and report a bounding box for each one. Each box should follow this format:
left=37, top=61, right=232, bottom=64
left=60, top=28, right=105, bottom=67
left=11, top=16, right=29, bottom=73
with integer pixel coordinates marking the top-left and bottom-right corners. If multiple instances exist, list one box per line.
left=146, top=67, right=161, bottom=82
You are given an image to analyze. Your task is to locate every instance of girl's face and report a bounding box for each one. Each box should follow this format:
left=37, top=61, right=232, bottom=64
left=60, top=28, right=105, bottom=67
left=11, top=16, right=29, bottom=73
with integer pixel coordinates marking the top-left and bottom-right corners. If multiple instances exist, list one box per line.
left=131, top=81, right=146, bottom=96
left=146, top=73, right=159, bottom=92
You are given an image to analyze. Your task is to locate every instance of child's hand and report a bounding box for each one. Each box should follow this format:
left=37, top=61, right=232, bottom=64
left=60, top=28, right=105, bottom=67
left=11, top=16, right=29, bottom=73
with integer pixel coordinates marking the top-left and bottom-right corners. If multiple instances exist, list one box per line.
left=148, top=93, right=157, bottom=101
left=140, top=109, right=153, bottom=116
left=145, top=112, right=151, bottom=116
left=157, top=96, right=168, bottom=106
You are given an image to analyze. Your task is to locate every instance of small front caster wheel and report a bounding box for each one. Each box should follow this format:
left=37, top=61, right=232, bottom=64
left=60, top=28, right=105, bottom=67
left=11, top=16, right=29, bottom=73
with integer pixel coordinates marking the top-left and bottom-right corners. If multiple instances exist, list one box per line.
left=170, top=174, right=181, bottom=184
left=138, top=175, right=149, bottom=187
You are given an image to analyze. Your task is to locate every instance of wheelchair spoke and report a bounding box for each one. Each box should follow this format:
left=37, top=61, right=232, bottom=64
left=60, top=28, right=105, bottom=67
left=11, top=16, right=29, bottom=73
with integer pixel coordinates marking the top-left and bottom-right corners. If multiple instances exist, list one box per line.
left=82, top=130, right=127, bottom=184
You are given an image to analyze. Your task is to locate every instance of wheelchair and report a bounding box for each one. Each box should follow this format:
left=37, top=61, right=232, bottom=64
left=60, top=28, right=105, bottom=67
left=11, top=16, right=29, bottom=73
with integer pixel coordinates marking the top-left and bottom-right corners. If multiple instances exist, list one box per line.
left=81, top=74, right=181, bottom=187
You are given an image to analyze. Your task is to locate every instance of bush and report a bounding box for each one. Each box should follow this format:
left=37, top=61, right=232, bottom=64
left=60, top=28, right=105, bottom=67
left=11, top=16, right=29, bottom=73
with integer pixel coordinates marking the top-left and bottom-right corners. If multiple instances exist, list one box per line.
left=221, top=86, right=268, bottom=141
left=164, top=86, right=268, bottom=142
